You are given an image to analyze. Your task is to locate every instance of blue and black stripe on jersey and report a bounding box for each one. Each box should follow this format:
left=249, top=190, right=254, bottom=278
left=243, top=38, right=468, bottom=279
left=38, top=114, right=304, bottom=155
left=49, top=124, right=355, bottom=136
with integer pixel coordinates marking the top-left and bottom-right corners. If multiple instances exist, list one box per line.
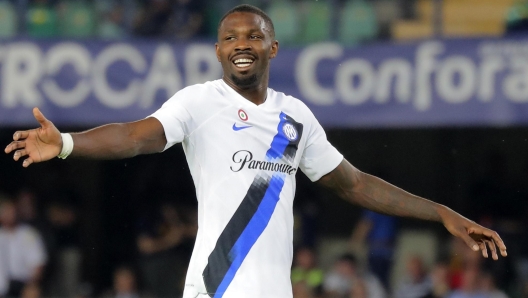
left=203, top=112, right=303, bottom=297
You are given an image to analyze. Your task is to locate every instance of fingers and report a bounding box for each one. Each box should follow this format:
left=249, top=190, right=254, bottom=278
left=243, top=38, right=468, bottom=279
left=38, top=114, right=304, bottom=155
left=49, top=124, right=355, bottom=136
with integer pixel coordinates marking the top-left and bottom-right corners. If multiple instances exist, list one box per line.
left=486, top=239, right=498, bottom=260
left=466, top=226, right=507, bottom=259
left=473, top=228, right=507, bottom=257
left=458, top=229, right=480, bottom=253
left=5, top=141, right=25, bottom=154
left=12, top=131, right=29, bottom=141
left=478, top=242, right=488, bottom=258
left=489, top=231, right=507, bottom=257
left=22, top=157, right=34, bottom=168
left=13, top=149, right=28, bottom=161
left=33, top=107, right=49, bottom=128
left=475, top=239, right=498, bottom=260
left=461, top=231, right=499, bottom=260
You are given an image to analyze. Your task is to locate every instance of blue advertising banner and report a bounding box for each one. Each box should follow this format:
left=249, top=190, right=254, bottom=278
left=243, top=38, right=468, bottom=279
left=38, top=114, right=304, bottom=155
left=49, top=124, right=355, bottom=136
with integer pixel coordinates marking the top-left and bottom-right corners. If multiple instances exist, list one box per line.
left=1, top=38, right=528, bottom=127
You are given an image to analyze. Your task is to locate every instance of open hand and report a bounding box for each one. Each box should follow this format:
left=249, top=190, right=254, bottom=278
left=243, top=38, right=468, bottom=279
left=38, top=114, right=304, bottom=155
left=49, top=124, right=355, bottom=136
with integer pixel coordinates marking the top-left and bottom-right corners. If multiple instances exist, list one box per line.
left=439, top=206, right=507, bottom=260
left=4, top=107, right=62, bottom=167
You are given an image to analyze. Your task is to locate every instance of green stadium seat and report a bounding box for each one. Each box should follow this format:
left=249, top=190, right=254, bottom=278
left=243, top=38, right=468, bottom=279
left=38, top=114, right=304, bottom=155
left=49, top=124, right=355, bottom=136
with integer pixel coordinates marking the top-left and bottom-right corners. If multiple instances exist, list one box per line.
left=300, top=0, right=332, bottom=44
left=26, top=3, right=58, bottom=38
left=338, top=0, right=378, bottom=45
left=266, top=0, right=300, bottom=45
left=59, top=1, right=95, bottom=38
left=0, top=1, right=17, bottom=38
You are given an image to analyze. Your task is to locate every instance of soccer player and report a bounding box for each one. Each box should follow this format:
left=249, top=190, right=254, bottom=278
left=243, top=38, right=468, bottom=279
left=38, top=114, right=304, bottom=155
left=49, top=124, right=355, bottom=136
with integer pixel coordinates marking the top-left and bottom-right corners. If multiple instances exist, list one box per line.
left=5, top=4, right=507, bottom=298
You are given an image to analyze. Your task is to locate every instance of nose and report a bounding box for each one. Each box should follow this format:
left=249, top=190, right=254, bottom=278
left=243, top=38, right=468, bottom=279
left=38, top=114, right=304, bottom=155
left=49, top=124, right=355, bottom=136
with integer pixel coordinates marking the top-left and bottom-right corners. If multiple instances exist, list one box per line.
left=234, top=37, right=251, bottom=51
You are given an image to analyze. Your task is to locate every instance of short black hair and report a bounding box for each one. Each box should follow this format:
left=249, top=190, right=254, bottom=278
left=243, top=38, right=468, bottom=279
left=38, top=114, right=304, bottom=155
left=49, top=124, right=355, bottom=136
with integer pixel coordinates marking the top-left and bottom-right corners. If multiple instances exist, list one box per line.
left=218, top=4, right=275, bottom=38
left=338, top=253, right=358, bottom=266
left=0, top=193, right=14, bottom=209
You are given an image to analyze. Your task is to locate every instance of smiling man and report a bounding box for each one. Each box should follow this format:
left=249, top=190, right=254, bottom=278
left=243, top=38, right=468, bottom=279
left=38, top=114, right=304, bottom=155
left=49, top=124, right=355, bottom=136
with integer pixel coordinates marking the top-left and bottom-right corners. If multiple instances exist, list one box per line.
left=5, top=4, right=507, bottom=298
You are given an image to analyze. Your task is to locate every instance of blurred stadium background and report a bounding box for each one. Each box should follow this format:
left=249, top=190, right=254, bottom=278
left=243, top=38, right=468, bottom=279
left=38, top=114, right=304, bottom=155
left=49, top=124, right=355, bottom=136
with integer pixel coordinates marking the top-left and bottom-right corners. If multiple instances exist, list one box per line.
left=1, top=0, right=528, bottom=297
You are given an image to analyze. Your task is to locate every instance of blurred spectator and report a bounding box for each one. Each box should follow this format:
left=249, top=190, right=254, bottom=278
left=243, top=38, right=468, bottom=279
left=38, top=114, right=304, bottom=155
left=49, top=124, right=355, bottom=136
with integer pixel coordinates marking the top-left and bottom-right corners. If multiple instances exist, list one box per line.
left=95, top=0, right=127, bottom=39
left=291, top=247, right=324, bottom=297
left=479, top=271, right=507, bottom=298
left=46, top=199, right=81, bottom=297
left=349, top=278, right=369, bottom=298
left=165, top=0, right=205, bottom=39
left=349, top=210, right=396, bottom=290
left=20, top=283, right=41, bottom=298
left=430, top=262, right=451, bottom=298
left=293, top=281, right=313, bottom=298
left=323, top=253, right=386, bottom=298
left=15, top=189, right=53, bottom=245
left=100, top=266, right=151, bottom=298
left=0, top=194, right=47, bottom=297
left=133, top=0, right=204, bottom=39
left=448, top=239, right=483, bottom=291
left=447, top=267, right=486, bottom=298
left=394, top=255, right=433, bottom=298
left=133, top=0, right=171, bottom=37
left=15, top=190, right=38, bottom=225
left=15, top=189, right=55, bottom=295
left=137, top=202, right=196, bottom=297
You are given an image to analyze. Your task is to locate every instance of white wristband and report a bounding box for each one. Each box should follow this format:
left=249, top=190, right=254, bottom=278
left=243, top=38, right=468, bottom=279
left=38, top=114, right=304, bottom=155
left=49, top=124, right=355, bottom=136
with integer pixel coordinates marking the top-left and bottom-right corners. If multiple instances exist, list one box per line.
left=57, top=133, right=74, bottom=159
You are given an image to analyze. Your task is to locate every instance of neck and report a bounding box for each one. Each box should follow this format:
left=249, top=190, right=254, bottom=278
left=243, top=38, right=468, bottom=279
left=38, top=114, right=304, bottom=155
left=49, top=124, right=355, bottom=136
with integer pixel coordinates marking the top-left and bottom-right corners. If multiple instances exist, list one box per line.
left=223, top=72, right=269, bottom=105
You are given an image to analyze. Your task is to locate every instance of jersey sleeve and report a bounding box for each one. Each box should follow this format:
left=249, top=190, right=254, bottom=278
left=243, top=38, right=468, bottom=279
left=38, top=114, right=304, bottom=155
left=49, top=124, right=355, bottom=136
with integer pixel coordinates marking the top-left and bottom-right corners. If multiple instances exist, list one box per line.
left=299, top=110, right=343, bottom=182
left=148, top=91, right=193, bottom=151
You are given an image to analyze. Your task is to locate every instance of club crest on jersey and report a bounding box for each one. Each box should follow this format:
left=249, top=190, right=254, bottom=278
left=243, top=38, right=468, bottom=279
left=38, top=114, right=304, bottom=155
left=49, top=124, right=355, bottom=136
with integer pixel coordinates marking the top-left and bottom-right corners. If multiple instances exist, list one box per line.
left=282, top=123, right=298, bottom=141
left=238, top=109, right=248, bottom=121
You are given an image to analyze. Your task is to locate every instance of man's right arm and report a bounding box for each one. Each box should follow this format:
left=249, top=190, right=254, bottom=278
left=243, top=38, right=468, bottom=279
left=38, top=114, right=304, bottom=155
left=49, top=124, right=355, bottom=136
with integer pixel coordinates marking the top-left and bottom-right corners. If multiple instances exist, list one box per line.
left=4, top=107, right=167, bottom=167
left=70, top=117, right=166, bottom=159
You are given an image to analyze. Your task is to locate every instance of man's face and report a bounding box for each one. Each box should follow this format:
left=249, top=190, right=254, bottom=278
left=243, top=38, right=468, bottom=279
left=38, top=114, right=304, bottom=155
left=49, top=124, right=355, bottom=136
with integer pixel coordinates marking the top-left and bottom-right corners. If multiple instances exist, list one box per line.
left=0, top=202, right=17, bottom=227
left=216, top=12, right=278, bottom=89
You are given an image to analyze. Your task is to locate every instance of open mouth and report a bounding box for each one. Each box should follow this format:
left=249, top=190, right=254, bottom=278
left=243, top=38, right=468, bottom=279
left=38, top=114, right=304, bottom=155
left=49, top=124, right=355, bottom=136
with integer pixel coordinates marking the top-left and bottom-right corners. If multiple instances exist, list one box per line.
left=233, top=58, right=255, bottom=68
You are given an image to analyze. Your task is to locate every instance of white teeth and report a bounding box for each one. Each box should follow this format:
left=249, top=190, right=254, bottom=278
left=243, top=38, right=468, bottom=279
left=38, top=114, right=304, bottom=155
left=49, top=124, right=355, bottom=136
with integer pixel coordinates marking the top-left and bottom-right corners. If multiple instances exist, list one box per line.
left=236, top=63, right=252, bottom=68
left=234, top=58, right=254, bottom=65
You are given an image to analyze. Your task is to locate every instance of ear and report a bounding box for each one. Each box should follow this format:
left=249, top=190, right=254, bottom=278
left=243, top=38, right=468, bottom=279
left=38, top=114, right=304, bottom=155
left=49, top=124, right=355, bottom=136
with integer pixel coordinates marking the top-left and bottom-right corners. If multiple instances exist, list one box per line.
left=215, top=43, right=221, bottom=62
left=270, top=40, right=279, bottom=59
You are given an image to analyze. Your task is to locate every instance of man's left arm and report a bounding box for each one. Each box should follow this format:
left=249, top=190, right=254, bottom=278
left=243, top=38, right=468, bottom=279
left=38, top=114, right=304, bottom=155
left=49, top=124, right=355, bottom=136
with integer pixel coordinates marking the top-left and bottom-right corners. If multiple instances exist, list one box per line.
left=317, top=158, right=507, bottom=260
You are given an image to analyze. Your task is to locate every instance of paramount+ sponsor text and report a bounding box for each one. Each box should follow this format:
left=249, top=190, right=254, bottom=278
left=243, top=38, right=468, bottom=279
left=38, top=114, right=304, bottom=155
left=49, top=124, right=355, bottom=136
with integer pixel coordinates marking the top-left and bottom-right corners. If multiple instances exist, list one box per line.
left=230, top=150, right=297, bottom=175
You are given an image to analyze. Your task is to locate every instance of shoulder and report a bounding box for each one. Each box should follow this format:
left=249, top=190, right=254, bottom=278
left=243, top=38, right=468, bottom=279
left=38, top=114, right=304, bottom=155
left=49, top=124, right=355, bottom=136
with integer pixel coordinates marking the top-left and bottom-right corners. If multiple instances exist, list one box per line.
left=269, top=88, right=309, bottom=109
left=169, top=80, right=221, bottom=102
left=17, top=224, right=40, bottom=236
left=156, top=80, right=224, bottom=120
left=268, top=88, right=316, bottom=119
left=15, top=225, right=43, bottom=243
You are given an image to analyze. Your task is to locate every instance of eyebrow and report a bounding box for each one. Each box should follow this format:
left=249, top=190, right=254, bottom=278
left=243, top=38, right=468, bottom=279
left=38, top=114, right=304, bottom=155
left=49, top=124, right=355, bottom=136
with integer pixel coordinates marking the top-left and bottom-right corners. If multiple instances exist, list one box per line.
left=223, top=28, right=264, bottom=35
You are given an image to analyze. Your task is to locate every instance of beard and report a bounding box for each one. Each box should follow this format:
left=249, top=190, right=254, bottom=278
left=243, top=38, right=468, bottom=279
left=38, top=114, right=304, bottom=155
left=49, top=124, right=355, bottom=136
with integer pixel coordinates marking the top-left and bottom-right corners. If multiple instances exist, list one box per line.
left=231, top=73, right=258, bottom=89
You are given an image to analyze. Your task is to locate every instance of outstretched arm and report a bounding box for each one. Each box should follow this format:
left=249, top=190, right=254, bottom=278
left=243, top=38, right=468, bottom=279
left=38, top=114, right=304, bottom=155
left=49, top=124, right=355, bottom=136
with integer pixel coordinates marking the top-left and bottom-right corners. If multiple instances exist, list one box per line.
left=317, top=158, right=508, bottom=260
left=5, top=107, right=166, bottom=167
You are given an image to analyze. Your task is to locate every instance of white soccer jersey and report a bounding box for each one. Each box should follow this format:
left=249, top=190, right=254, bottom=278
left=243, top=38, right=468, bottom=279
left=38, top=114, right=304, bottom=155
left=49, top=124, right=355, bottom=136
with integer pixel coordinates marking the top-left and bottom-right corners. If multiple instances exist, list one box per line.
left=150, top=79, right=343, bottom=298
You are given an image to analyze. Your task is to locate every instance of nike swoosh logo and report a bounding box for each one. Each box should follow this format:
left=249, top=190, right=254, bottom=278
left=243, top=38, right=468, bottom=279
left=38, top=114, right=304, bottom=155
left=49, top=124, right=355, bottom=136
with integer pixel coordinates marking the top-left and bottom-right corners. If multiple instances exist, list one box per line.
left=232, top=123, right=252, bottom=131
